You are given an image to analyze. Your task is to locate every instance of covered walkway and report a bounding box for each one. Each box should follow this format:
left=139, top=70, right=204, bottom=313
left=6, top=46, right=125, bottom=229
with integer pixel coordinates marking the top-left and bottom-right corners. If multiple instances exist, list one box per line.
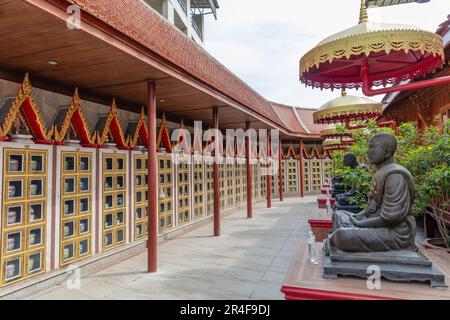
left=27, top=196, right=319, bottom=300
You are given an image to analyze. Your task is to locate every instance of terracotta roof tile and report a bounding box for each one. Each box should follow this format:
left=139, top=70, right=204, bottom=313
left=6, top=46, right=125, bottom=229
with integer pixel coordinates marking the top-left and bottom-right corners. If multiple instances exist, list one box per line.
left=271, top=102, right=307, bottom=134
left=68, top=0, right=286, bottom=129
left=295, top=108, right=326, bottom=136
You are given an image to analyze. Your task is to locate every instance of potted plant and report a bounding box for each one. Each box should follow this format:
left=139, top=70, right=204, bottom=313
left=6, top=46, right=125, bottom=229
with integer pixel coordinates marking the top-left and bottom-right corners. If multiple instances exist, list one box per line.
left=395, top=120, right=449, bottom=250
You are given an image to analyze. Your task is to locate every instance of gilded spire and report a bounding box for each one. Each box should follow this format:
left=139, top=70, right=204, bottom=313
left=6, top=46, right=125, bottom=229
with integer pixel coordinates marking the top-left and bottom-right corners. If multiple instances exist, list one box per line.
left=359, top=0, right=368, bottom=24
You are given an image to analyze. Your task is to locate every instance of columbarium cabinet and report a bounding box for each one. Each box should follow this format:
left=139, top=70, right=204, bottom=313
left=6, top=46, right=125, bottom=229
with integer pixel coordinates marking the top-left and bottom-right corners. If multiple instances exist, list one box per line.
left=176, top=155, right=191, bottom=226
left=220, top=162, right=225, bottom=209
left=158, top=152, right=174, bottom=231
left=205, top=155, right=214, bottom=216
left=310, top=158, right=322, bottom=192
left=321, top=158, right=333, bottom=186
left=1, top=143, right=52, bottom=286
left=192, top=155, right=205, bottom=221
left=225, top=162, right=234, bottom=209
left=234, top=161, right=244, bottom=205
left=303, top=159, right=311, bottom=193
left=260, top=175, right=267, bottom=199
left=58, top=148, right=95, bottom=266
left=242, top=162, right=247, bottom=203
left=252, top=164, right=259, bottom=200
left=100, top=150, right=128, bottom=252
left=286, top=159, right=299, bottom=195
left=132, top=151, right=148, bottom=241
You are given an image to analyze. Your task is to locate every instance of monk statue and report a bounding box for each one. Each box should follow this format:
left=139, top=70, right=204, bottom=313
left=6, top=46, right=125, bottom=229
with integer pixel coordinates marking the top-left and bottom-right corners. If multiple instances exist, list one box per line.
left=333, top=152, right=368, bottom=212
left=327, top=133, right=417, bottom=253
left=331, top=152, right=359, bottom=198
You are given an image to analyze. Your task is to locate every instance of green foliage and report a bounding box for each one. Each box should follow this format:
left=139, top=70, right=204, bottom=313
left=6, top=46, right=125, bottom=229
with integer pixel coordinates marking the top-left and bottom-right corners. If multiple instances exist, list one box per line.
left=333, top=165, right=372, bottom=208
left=329, top=120, right=449, bottom=215
left=413, top=165, right=449, bottom=216
left=396, top=120, right=450, bottom=217
left=329, top=120, right=392, bottom=208
left=346, top=119, right=393, bottom=164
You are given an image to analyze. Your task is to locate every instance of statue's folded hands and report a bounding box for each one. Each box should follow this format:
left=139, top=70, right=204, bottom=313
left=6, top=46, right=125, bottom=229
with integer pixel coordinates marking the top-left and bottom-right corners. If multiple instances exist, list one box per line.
left=351, top=216, right=386, bottom=228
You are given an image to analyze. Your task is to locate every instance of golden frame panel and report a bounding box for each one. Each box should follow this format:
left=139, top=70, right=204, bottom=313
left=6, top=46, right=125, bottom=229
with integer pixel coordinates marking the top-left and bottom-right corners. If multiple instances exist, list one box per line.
left=1, top=148, right=47, bottom=286
left=158, top=153, right=173, bottom=231
left=60, top=151, right=93, bottom=266
left=192, top=157, right=204, bottom=220
left=102, top=153, right=127, bottom=252
left=133, top=153, right=148, bottom=241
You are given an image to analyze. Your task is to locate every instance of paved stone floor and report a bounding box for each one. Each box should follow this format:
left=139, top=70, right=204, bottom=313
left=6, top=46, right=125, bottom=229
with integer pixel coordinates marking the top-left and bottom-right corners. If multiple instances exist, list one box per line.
left=29, top=196, right=320, bottom=300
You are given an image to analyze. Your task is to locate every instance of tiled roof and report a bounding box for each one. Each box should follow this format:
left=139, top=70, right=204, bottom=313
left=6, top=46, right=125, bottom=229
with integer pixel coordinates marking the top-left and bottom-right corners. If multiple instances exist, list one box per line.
left=271, top=102, right=307, bottom=134
left=68, top=0, right=286, bottom=130
left=94, top=116, right=108, bottom=136
left=52, top=106, right=70, bottom=132
left=125, top=121, right=138, bottom=140
left=436, top=14, right=449, bottom=38
left=295, top=108, right=327, bottom=136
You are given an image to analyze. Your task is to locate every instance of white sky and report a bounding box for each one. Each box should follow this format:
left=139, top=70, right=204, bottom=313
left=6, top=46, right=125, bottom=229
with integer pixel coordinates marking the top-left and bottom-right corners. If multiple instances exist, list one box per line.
left=204, top=0, right=449, bottom=109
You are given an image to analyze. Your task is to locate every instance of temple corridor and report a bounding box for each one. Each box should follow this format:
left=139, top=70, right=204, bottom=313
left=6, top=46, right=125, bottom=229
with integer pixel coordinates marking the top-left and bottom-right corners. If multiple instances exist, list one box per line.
left=26, top=196, right=318, bottom=300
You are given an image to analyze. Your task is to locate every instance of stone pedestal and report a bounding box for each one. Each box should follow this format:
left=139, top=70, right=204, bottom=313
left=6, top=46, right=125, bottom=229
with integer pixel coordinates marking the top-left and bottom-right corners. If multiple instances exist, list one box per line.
left=281, top=241, right=450, bottom=300
left=323, top=242, right=447, bottom=288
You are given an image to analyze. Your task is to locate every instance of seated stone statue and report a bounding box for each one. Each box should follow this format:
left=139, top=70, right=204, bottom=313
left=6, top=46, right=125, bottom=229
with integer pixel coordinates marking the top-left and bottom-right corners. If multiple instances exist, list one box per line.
left=331, top=176, right=346, bottom=198
left=331, top=153, right=360, bottom=197
left=328, top=133, right=417, bottom=253
left=333, top=153, right=366, bottom=213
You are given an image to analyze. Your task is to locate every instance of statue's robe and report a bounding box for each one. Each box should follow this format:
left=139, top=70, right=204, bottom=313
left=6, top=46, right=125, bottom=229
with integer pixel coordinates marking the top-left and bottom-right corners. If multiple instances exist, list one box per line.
left=331, top=163, right=417, bottom=252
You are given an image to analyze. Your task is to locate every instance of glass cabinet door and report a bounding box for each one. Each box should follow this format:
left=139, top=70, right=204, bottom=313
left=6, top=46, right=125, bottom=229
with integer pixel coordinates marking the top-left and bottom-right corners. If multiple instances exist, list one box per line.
left=158, top=154, right=173, bottom=231
left=1, top=149, right=48, bottom=286
left=101, top=153, right=127, bottom=251
left=60, top=152, right=93, bottom=266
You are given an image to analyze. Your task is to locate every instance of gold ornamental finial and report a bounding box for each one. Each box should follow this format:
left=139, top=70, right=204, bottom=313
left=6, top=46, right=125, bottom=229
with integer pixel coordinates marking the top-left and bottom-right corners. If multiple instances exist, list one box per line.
left=341, top=88, right=347, bottom=97
left=22, top=73, right=32, bottom=96
left=359, top=0, right=368, bottom=24
left=111, top=98, right=117, bottom=112
left=73, top=88, right=80, bottom=106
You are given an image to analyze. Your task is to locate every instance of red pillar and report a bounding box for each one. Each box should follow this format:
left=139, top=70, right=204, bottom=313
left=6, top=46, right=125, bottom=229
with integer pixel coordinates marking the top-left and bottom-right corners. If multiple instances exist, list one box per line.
left=279, top=142, right=284, bottom=201
left=245, top=121, right=253, bottom=218
left=213, top=107, right=221, bottom=236
left=147, top=81, right=158, bottom=273
left=299, top=139, right=305, bottom=198
left=266, top=131, right=271, bottom=208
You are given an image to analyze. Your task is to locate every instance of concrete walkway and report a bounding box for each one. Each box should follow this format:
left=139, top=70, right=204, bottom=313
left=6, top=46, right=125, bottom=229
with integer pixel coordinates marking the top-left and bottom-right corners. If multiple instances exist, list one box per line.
left=29, top=196, right=319, bottom=300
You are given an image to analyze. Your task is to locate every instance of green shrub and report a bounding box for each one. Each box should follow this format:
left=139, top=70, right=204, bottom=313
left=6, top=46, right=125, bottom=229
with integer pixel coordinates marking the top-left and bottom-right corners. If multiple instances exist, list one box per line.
left=328, top=120, right=449, bottom=215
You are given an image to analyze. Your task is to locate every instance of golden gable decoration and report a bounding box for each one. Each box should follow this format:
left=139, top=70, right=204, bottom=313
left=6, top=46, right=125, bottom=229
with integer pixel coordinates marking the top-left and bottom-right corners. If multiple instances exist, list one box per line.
left=53, top=88, right=97, bottom=147
left=0, top=74, right=53, bottom=143
left=95, top=99, right=129, bottom=149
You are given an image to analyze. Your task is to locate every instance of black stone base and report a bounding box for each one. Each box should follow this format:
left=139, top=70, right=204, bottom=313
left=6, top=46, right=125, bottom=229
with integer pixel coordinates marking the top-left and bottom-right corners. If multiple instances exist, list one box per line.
left=323, top=242, right=447, bottom=289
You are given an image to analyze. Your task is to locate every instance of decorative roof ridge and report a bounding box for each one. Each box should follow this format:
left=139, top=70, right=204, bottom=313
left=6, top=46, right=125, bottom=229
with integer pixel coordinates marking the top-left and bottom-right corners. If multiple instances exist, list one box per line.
left=292, top=107, right=311, bottom=134
left=269, top=101, right=294, bottom=132
left=0, top=73, right=52, bottom=142
left=96, top=98, right=129, bottom=148
left=53, top=88, right=96, bottom=145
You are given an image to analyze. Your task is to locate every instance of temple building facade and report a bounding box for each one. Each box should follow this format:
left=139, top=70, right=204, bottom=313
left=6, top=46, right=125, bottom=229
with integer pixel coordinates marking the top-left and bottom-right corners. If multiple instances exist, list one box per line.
left=0, top=0, right=332, bottom=290
left=142, top=0, right=219, bottom=46
left=0, top=74, right=329, bottom=287
left=381, top=15, right=450, bottom=130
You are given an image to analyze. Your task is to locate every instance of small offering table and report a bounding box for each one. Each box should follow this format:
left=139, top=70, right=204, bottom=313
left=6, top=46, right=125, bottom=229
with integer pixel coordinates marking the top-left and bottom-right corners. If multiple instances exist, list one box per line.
left=281, top=242, right=450, bottom=300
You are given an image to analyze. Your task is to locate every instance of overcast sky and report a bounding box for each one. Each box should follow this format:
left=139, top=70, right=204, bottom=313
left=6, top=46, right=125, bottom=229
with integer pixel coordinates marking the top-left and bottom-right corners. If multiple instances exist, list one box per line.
left=204, top=0, right=449, bottom=109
